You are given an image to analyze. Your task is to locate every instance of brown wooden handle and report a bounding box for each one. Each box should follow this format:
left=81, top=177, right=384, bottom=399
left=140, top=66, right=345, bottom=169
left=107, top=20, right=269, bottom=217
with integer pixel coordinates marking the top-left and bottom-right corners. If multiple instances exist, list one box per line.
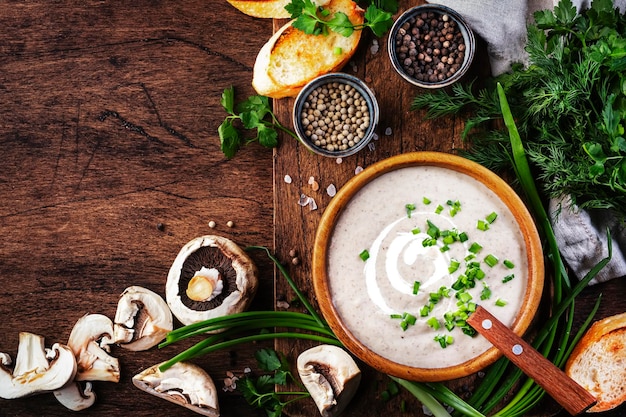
left=466, top=306, right=596, bottom=415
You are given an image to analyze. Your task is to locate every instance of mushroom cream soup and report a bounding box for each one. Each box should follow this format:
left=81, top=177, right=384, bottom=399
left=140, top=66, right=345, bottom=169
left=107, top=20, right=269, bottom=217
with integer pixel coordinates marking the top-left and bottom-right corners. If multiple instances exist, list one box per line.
left=327, top=165, right=528, bottom=368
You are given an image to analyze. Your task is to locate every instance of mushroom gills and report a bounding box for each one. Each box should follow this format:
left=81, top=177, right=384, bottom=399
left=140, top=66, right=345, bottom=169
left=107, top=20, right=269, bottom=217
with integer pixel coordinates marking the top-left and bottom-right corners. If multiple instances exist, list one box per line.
left=67, top=313, right=120, bottom=382
left=166, top=235, right=259, bottom=327
left=297, top=345, right=361, bottom=417
left=113, top=286, right=173, bottom=351
left=132, top=361, right=219, bottom=417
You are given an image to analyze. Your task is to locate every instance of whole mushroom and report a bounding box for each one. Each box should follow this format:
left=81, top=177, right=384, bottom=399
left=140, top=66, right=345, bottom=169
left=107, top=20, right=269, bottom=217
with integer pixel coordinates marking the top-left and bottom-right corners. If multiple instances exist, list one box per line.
left=166, top=235, right=258, bottom=327
left=297, top=345, right=361, bottom=417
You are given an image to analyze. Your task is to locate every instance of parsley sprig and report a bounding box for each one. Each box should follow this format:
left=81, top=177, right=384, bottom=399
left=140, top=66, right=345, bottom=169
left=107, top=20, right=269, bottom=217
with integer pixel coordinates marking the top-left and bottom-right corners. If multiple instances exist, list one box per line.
left=218, top=86, right=298, bottom=159
left=239, top=348, right=310, bottom=417
left=285, top=0, right=396, bottom=37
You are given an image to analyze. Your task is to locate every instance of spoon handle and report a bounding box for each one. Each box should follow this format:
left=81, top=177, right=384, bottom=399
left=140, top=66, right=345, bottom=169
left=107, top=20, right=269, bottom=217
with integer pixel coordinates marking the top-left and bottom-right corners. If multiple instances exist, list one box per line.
left=467, top=305, right=596, bottom=415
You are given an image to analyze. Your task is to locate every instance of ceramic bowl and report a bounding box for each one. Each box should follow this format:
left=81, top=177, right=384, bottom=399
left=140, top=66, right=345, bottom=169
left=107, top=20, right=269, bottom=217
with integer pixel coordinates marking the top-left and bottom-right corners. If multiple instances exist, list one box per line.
left=388, top=4, right=475, bottom=88
left=312, top=152, right=544, bottom=381
left=292, top=72, right=379, bottom=158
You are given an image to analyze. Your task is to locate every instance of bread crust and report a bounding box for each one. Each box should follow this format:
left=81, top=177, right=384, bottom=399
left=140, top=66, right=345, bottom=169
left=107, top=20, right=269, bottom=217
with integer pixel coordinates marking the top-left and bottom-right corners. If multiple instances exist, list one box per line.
left=252, top=0, right=364, bottom=98
left=565, top=312, right=626, bottom=412
left=227, top=0, right=330, bottom=19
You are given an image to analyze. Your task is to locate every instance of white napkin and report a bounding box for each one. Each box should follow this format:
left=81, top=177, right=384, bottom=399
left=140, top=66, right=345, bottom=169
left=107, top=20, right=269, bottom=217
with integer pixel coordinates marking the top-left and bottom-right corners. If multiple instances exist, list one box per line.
left=426, top=0, right=626, bottom=284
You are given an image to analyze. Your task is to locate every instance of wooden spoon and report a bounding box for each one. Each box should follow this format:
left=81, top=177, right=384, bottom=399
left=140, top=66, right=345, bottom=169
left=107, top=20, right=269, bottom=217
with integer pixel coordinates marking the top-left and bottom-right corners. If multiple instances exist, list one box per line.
left=466, top=306, right=596, bottom=415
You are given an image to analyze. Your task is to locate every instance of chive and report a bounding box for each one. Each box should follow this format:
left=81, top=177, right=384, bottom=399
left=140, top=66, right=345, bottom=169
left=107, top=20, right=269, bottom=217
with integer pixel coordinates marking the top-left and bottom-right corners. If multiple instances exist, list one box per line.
left=412, top=281, right=421, bottom=295
left=495, top=298, right=507, bottom=307
left=422, top=196, right=431, bottom=205
left=484, top=254, right=499, bottom=267
left=468, top=242, right=483, bottom=253
left=459, top=231, right=469, bottom=242
left=486, top=212, right=498, bottom=223
left=457, top=291, right=472, bottom=303
left=502, top=274, right=515, bottom=283
left=480, top=284, right=492, bottom=300
left=405, top=203, right=416, bottom=218
left=477, top=219, right=489, bottom=231
left=448, top=259, right=460, bottom=273
left=440, top=244, right=450, bottom=252
left=333, top=46, right=343, bottom=55
left=403, top=312, right=417, bottom=326
left=390, top=313, right=403, bottom=319
left=427, top=317, right=440, bottom=330
left=503, top=259, right=515, bottom=269
left=435, top=204, right=444, bottom=214
left=420, top=304, right=431, bottom=317
left=359, top=249, right=370, bottom=261
left=426, top=220, right=440, bottom=238
left=411, top=227, right=421, bottom=234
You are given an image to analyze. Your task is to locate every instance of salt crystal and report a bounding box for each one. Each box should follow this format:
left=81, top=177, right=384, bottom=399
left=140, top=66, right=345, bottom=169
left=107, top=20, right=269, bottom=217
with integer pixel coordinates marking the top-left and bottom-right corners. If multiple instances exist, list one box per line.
left=370, top=39, right=379, bottom=54
left=368, top=142, right=376, bottom=151
left=385, top=127, right=393, bottom=135
left=284, top=174, right=292, bottom=184
left=336, top=157, right=343, bottom=164
left=326, top=184, right=337, bottom=197
left=308, top=196, right=318, bottom=210
left=298, top=194, right=310, bottom=207
left=422, top=405, right=434, bottom=416
left=355, top=166, right=363, bottom=175
left=276, top=300, right=290, bottom=309
left=373, top=132, right=379, bottom=141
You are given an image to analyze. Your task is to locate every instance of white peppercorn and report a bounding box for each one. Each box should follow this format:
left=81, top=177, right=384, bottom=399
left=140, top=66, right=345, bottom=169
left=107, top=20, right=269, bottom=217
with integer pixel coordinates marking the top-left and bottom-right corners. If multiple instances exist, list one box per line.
left=300, top=81, right=371, bottom=153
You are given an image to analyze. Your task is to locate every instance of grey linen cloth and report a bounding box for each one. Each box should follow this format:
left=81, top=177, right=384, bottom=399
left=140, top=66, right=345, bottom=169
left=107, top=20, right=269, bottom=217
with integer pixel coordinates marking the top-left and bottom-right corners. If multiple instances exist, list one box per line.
left=426, top=0, right=626, bottom=284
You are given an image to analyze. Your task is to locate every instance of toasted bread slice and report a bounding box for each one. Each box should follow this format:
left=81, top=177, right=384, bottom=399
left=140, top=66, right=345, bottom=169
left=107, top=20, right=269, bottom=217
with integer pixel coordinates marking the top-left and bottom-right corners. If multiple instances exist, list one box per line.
left=565, top=312, right=626, bottom=412
left=252, top=0, right=364, bottom=98
left=227, top=0, right=330, bottom=19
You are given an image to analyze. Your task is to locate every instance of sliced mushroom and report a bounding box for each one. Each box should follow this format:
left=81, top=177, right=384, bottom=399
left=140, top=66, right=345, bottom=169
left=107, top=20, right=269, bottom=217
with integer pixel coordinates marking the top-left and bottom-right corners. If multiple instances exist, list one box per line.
left=297, top=345, right=361, bottom=417
left=53, top=381, right=96, bottom=411
left=166, top=235, right=258, bottom=326
left=132, top=361, right=219, bottom=416
left=67, top=313, right=120, bottom=382
left=113, top=285, right=173, bottom=351
left=0, top=332, right=77, bottom=399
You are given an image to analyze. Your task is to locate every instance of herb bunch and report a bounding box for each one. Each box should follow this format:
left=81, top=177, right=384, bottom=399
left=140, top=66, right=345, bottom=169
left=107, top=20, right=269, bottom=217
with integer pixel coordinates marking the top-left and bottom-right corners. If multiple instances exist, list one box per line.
left=218, top=86, right=298, bottom=159
left=411, top=0, right=626, bottom=218
left=285, top=0, right=397, bottom=37
left=239, top=348, right=310, bottom=417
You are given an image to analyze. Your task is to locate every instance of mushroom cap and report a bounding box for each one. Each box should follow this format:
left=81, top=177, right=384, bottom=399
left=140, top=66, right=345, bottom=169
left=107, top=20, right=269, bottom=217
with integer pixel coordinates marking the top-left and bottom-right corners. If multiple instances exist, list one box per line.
left=113, top=286, right=173, bottom=351
left=297, top=345, right=361, bottom=417
left=165, top=235, right=259, bottom=326
left=53, top=381, right=96, bottom=411
left=132, top=361, right=219, bottom=416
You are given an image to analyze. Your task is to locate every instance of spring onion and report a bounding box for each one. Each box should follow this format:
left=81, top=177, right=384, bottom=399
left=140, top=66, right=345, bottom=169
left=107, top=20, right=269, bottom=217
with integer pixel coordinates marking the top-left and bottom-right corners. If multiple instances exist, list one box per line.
left=359, top=249, right=370, bottom=261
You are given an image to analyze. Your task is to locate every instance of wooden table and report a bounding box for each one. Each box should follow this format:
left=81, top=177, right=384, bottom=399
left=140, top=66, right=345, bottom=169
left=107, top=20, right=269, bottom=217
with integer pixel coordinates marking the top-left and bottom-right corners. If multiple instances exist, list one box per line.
left=1, top=1, right=624, bottom=417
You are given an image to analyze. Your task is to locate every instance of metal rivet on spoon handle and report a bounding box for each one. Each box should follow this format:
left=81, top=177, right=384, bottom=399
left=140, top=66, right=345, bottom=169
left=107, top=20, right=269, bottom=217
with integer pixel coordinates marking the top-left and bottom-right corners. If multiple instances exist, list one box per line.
left=466, top=306, right=596, bottom=416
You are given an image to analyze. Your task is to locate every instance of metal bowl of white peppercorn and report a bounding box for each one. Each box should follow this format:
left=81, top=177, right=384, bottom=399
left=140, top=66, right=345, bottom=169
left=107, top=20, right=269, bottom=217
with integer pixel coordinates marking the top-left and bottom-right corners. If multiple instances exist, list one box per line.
left=388, top=4, right=475, bottom=89
left=293, top=72, right=379, bottom=158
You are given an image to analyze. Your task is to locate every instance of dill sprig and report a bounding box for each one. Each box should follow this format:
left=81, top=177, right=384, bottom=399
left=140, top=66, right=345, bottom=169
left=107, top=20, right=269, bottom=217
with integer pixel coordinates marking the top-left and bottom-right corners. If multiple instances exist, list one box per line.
left=411, top=0, right=626, bottom=219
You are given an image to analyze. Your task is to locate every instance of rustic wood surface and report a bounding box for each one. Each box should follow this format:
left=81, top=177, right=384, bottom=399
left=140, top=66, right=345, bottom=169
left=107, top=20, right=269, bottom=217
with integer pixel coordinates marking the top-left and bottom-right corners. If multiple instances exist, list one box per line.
left=1, top=1, right=625, bottom=417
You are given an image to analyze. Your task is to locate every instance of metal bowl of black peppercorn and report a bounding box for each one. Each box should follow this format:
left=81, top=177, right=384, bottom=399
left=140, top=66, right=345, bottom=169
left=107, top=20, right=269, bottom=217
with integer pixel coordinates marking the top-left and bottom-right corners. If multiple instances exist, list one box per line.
left=293, top=72, right=380, bottom=158
left=388, top=4, right=475, bottom=89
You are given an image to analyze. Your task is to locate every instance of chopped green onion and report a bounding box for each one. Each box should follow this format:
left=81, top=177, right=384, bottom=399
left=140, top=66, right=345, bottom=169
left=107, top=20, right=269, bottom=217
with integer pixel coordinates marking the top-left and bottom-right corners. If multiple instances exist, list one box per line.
left=427, top=316, right=440, bottom=330
left=448, top=259, right=460, bottom=274
left=420, top=304, right=432, bottom=317
left=426, top=220, right=440, bottom=238
left=486, top=212, right=498, bottom=224
left=411, top=227, right=421, bottom=234
left=503, top=259, right=515, bottom=269
left=359, top=249, right=370, bottom=261
left=412, top=281, right=421, bottom=295
left=459, top=231, right=469, bottom=242
left=484, top=254, right=499, bottom=267
left=477, top=219, right=490, bottom=231
left=435, top=204, right=444, bottom=214
left=405, top=203, right=416, bottom=218
left=468, top=242, right=483, bottom=254
left=495, top=298, right=507, bottom=307
left=502, top=274, right=515, bottom=283
left=422, top=196, right=431, bottom=205
left=434, top=334, right=454, bottom=348
left=333, top=46, right=343, bottom=55
left=480, top=284, right=492, bottom=300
